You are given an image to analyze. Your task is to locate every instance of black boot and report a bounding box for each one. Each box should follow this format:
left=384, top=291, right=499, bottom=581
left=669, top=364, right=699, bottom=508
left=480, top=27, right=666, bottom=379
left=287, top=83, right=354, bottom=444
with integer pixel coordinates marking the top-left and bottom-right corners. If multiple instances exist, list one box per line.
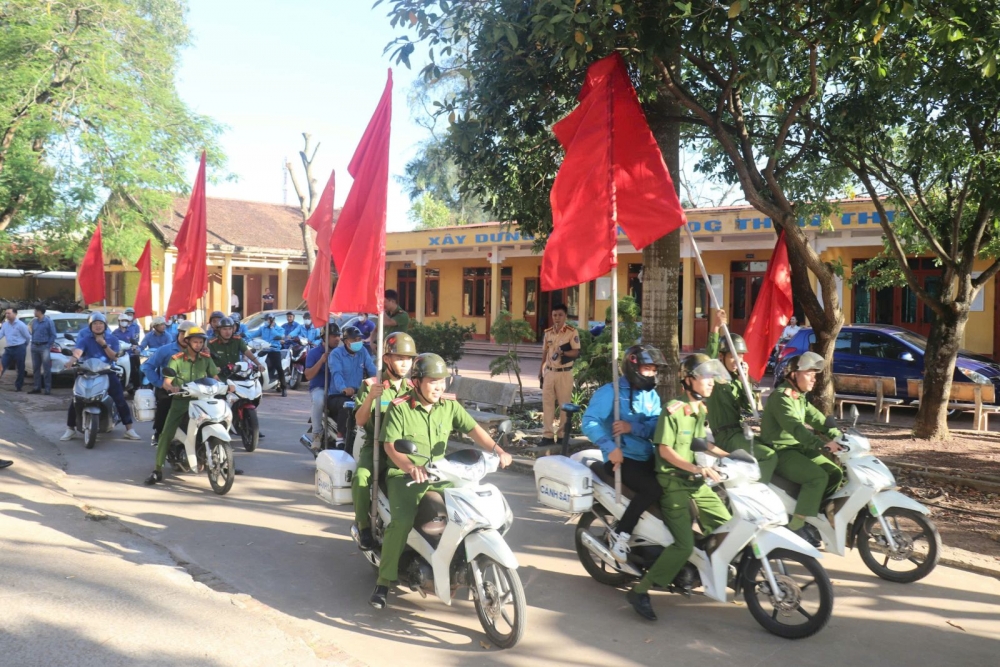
left=143, top=470, right=163, bottom=486
left=627, top=588, right=657, bottom=621
left=359, top=527, right=374, bottom=550
left=793, top=525, right=821, bottom=548
left=281, top=387, right=287, bottom=397
left=370, top=584, right=388, bottom=610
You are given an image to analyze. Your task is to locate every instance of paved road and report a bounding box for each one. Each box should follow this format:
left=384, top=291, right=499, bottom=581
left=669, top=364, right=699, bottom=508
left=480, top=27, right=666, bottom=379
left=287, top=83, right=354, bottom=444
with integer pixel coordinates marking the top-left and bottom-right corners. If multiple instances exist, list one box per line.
left=7, top=385, right=1000, bottom=666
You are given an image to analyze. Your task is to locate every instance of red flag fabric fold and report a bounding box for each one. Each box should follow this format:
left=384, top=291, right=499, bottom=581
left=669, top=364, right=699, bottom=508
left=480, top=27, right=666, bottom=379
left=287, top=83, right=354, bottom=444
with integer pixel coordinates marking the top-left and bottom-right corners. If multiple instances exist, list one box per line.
left=78, top=222, right=106, bottom=306
left=542, top=53, right=687, bottom=292
left=330, top=70, right=392, bottom=315
left=132, top=240, right=153, bottom=319
left=742, top=231, right=794, bottom=382
left=303, top=170, right=336, bottom=325
left=167, top=151, right=208, bottom=316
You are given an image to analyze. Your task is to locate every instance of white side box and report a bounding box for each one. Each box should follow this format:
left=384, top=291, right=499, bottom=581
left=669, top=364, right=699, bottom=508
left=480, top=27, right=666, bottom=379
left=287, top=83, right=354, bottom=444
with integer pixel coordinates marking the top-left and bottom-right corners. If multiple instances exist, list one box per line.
left=132, top=388, right=156, bottom=422
left=534, top=455, right=594, bottom=513
left=316, top=449, right=356, bottom=506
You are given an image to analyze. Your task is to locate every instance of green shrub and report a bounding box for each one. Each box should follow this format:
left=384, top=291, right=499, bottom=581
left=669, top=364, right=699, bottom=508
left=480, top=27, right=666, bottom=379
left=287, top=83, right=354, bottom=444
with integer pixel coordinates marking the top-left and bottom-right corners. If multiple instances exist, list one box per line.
left=573, top=295, right=642, bottom=406
left=488, top=310, right=535, bottom=407
left=408, top=318, right=476, bottom=366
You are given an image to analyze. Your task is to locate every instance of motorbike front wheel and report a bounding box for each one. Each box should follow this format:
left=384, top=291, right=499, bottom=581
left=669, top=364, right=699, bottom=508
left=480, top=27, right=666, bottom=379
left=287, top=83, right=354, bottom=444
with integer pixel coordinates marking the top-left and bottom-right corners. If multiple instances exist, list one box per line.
left=857, top=508, right=940, bottom=583
left=83, top=412, right=97, bottom=449
left=743, top=548, right=833, bottom=639
left=207, top=438, right=235, bottom=495
left=575, top=508, right=634, bottom=587
left=241, top=409, right=259, bottom=452
left=287, top=367, right=301, bottom=390
left=470, top=555, right=526, bottom=649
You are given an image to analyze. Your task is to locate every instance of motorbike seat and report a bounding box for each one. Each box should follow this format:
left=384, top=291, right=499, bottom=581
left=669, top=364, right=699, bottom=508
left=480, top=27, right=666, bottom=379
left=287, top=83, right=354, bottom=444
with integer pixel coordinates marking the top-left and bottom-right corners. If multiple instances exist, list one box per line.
left=588, top=461, right=664, bottom=521
left=770, top=474, right=802, bottom=499
left=415, top=491, right=448, bottom=542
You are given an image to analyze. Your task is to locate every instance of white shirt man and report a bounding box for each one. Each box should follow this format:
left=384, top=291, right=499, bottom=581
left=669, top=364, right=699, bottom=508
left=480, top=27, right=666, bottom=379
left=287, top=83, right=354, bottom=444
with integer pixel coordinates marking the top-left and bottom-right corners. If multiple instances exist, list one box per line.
left=781, top=317, right=801, bottom=341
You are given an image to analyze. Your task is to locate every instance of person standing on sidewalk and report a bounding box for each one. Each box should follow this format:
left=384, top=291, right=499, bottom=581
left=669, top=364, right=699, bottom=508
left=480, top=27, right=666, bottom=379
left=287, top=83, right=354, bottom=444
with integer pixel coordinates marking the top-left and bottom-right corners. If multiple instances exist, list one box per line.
left=538, top=304, right=580, bottom=446
left=0, top=308, right=31, bottom=392
left=28, top=305, right=57, bottom=395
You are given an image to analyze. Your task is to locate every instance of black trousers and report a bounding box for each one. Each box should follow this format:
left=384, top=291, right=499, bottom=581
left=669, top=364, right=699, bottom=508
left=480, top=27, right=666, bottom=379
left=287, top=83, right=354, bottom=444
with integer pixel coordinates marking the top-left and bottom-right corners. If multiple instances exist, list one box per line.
left=153, top=387, right=172, bottom=438
left=325, top=393, right=353, bottom=440
left=264, top=350, right=286, bottom=389
left=605, top=457, right=661, bottom=535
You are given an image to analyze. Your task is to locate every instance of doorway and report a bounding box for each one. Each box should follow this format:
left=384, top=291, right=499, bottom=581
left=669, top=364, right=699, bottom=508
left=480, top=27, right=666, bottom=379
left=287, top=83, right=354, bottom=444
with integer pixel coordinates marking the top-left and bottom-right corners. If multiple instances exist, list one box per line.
left=245, top=274, right=262, bottom=316
left=729, top=261, right=768, bottom=335
left=524, top=277, right=539, bottom=338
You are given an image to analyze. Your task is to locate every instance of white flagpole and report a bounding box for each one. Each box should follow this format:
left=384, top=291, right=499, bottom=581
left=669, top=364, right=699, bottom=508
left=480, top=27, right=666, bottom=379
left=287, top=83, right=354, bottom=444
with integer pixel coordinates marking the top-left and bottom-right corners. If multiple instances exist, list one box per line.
left=610, top=266, right=623, bottom=504
left=683, top=225, right=758, bottom=418
left=369, top=311, right=385, bottom=532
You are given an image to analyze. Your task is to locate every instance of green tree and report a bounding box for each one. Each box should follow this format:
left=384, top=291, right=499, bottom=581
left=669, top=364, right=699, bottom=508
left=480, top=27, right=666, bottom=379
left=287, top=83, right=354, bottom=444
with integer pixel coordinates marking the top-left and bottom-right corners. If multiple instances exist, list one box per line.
left=488, top=310, right=535, bottom=407
left=0, top=0, right=224, bottom=263
left=573, top=295, right=642, bottom=404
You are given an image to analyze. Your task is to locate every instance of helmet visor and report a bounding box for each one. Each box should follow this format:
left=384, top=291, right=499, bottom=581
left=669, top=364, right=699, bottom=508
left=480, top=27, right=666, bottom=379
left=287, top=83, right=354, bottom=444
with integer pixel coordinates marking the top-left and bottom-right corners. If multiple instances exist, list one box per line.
left=690, top=359, right=731, bottom=383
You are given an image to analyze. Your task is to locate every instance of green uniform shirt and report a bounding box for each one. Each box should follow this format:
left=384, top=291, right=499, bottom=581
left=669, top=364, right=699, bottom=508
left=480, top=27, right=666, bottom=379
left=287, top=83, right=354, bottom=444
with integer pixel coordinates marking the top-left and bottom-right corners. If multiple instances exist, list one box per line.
left=704, top=331, right=755, bottom=437
left=385, top=308, right=410, bottom=335
left=166, top=350, right=219, bottom=385
left=207, top=335, right=248, bottom=371
left=652, top=396, right=708, bottom=475
left=381, top=390, right=477, bottom=472
left=759, top=380, right=841, bottom=453
left=354, top=376, right=412, bottom=447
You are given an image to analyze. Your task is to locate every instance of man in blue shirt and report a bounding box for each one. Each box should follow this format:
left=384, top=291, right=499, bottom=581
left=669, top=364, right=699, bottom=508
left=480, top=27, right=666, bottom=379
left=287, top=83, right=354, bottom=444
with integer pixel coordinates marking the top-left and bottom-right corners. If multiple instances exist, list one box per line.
left=248, top=314, right=287, bottom=396
left=205, top=310, right=225, bottom=339
left=28, top=305, right=57, bottom=395
left=280, top=311, right=305, bottom=344
left=112, top=314, right=142, bottom=392
left=302, top=324, right=341, bottom=448
left=60, top=313, right=140, bottom=441
left=0, top=307, right=31, bottom=391
left=231, top=312, right=249, bottom=338
left=356, top=313, right=376, bottom=348
left=581, top=344, right=665, bottom=564
left=141, top=320, right=193, bottom=443
left=122, top=308, right=142, bottom=342
left=138, top=317, right=173, bottom=354
left=327, top=325, right=376, bottom=443
left=302, top=313, right=322, bottom=345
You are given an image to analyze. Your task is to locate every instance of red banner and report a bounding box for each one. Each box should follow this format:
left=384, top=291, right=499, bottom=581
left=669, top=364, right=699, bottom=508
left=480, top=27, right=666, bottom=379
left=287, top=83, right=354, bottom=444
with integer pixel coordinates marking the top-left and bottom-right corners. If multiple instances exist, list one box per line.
left=166, top=151, right=208, bottom=316
left=78, top=222, right=106, bottom=306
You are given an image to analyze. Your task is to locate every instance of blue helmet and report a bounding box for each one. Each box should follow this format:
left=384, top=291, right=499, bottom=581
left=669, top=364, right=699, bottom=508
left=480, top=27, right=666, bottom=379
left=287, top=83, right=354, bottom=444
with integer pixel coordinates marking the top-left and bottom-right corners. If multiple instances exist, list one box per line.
left=88, top=312, right=107, bottom=328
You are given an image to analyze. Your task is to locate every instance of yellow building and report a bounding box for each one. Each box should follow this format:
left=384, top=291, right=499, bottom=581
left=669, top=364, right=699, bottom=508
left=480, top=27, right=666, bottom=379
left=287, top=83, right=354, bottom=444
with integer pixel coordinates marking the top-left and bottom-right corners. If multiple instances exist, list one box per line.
left=384, top=199, right=998, bottom=358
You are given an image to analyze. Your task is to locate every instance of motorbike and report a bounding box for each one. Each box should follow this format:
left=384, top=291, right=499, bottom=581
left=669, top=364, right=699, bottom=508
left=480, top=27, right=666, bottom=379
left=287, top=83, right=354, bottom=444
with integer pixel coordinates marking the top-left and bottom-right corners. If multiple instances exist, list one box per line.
left=351, top=421, right=526, bottom=649
left=537, top=426, right=834, bottom=639
left=224, top=360, right=263, bottom=452
left=285, top=336, right=310, bottom=390
left=768, top=405, right=941, bottom=583
left=247, top=338, right=293, bottom=392
left=159, top=369, right=237, bottom=495
left=70, top=358, right=124, bottom=449
left=766, top=334, right=791, bottom=376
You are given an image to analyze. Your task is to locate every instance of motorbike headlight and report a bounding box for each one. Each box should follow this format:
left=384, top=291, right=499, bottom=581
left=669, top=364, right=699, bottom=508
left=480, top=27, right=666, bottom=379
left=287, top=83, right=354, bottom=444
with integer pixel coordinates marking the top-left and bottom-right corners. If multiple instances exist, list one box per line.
left=959, top=367, right=991, bottom=385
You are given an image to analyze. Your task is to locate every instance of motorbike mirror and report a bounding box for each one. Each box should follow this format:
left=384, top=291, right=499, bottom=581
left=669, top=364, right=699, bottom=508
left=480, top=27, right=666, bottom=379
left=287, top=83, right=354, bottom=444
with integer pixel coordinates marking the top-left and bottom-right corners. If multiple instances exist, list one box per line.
left=162, top=367, right=177, bottom=378
left=690, top=437, right=710, bottom=453
left=394, top=439, right=418, bottom=455
left=850, top=405, right=860, bottom=428
left=498, top=419, right=513, bottom=435
left=729, top=448, right=756, bottom=464
left=823, top=415, right=837, bottom=431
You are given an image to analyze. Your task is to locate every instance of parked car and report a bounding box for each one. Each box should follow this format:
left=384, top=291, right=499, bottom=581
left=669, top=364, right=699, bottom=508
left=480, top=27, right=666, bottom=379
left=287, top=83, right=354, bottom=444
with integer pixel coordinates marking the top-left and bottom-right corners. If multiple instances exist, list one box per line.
left=0, top=313, right=89, bottom=377
left=773, top=324, right=1000, bottom=401
left=242, top=309, right=358, bottom=333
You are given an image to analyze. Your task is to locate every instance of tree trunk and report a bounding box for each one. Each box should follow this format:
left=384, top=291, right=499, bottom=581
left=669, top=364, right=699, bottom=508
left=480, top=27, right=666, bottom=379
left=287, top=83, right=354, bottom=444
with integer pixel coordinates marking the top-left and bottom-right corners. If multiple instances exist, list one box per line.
left=914, top=304, right=967, bottom=440
left=300, top=222, right=317, bottom=273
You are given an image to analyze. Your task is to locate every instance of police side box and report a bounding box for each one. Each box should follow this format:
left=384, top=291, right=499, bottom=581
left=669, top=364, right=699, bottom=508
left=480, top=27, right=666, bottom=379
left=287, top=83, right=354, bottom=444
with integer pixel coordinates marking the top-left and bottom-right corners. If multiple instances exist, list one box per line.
left=132, top=388, right=156, bottom=422
left=315, top=449, right=356, bottom=506
left=533, top=455, right=593, bottom=513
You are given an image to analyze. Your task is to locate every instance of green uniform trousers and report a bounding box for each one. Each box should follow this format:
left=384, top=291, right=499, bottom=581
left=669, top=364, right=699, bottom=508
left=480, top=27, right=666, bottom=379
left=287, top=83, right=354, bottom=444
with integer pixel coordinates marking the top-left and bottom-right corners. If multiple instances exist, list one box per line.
left=377, top=474, right=452, bottom=585
left=717, top=431, right=778, bottom=484
left=635, top=477, right=731, bottom=594
left=352, top=444, right=375, bottom=529
left=774, top=449, right=843, bottom=529
left=155, top=398, right=192, bottom=469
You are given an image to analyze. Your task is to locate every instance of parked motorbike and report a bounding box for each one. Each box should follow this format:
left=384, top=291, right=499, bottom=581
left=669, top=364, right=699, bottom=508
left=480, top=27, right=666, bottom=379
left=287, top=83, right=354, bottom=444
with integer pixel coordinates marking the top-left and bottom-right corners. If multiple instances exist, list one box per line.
left=160, top=369, right=237, bottom=495
left=351, top=421, right=525, bottom=649
left=286, top=336, right=310, bottom=390
left=225, top=360, right=263, bottom=452
left=768, top=406, right=941, bottom=583
left=248, top=338, right=293, bottom=392
left=536, top=424, right=834, bottom=639
left=70, top=358, right=124, bottom=449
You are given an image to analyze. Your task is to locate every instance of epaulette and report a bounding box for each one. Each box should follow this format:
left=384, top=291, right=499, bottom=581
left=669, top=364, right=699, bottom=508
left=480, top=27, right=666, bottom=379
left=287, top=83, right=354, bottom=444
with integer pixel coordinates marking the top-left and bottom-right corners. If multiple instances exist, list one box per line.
left=200, top=351, right=212, bottom=358
left=665, top=400, right=684, bottom=415
left=441, top=392, right=457, bottom=401
left=208, top=337, right=219, bottom=344
left=233, top=334, right=242, bottom=339
left=171, top=352, right=185, bottom=359
left=390, top=396, right=409, bottom=406
left=364, top=377, right=377, bottom=386
left=405, top=379, right=414, bottom=388
left=783, top=387, right=800, bottom=399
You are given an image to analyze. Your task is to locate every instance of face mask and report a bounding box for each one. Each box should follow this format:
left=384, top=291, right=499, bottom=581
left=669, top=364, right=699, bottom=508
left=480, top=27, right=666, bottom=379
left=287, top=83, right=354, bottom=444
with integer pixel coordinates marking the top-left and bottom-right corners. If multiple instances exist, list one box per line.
left=349, top=341, right=364, bottom=353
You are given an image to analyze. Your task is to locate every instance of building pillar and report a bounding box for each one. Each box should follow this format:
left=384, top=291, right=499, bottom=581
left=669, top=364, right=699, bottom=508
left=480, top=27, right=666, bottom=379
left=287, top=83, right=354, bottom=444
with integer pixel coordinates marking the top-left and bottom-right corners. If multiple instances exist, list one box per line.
left=222, top=254, right=233, bottom=316
left=578, top=279, right=589, bottom=329
left=162, top=251, right=174, bottom=315
left=415, top=250, right=426, bottom=324
left=682, top=256, right=695, bottom=350
left=278, top=261, right=288, bottom=310
left=489, top=245, right=501, bottom=339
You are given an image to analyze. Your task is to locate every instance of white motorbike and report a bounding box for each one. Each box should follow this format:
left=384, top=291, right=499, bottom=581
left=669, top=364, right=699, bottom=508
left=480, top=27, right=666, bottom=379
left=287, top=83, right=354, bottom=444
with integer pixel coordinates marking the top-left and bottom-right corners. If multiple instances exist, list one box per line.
left=540, top=434, right=834, bottom=639
left=352, top=422, right=525, bottom=649
left=160, top=371, right=237, bottom=495
left=69, top=358, right=124, bottom=449
left=768, top=406, right=941, bottom=583
left=248, top=339, right=292, bottom=392
left=224, top=360, right=263, bottom=452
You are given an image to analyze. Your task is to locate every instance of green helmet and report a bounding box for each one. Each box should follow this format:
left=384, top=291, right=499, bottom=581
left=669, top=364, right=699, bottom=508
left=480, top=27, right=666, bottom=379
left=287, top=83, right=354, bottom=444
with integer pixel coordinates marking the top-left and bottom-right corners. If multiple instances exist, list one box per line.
left=788, top=351, right=825, bottom=373
left=384, top=332, right=417, bottom=357
left=719, top=334, right=748, bottom=356
left=680, top=353, right=730, bottom=382
left=411, top=353, right=450, bottom=380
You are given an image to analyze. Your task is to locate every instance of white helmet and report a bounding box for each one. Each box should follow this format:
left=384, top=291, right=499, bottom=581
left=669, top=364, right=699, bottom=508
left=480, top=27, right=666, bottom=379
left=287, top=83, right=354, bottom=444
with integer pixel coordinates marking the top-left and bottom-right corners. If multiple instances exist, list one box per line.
left=151, top=316, right=167, bottom=327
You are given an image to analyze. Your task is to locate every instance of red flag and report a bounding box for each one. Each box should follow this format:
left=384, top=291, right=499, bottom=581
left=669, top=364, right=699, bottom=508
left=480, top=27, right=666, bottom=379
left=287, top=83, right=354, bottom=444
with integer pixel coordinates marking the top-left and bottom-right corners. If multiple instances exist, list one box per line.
left=542, top=53, right=687, bottom=291
left=303, top=170, right=335, bottom=325
left=78, top=222, right=106, bottom=305
left=167, top=151, right=208, bottom=316
left=132, top=240, right=153, bottom=319
left=330, top=70, right=391, bottom=315
left=742, top=231, right=794, bottom=382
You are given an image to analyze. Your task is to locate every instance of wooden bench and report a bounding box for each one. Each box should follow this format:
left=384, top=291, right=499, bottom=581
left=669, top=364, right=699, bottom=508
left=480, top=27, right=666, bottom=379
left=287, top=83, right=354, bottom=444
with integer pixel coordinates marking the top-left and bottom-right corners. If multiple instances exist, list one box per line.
left=907, top=378, right=1000, bottom=431
left=446, top=376, right=518, bottom=430
left=833, top=374, right=906, bottom=423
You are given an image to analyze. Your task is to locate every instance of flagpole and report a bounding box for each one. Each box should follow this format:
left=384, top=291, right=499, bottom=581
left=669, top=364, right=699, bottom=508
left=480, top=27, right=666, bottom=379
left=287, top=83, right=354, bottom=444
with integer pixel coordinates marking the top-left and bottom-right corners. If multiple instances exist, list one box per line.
left=683, top=225, right=758, bottom=418
left=323, top=262, right=335, bottom=450
left=610, top=266, right=623, bottom=505
left=369, top=311, right=385, bottom=533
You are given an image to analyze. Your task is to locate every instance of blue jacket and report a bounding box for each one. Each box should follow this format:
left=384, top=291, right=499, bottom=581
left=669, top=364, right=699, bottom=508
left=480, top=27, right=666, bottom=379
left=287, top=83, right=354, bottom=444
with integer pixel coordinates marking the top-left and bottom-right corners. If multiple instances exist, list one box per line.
left=248, top=324, right=282, bottom=350
left=125, top=321, right=141, bottom=343
left=139, top=330, right=173, bottom=352
left=142, top=342, right=181, bottom=388
left=236, top=323, right=249, bottom=338
left=328, top=345, right=376, bottom=395
left=582, top=377, right=662, bottom=462
left=111, top=327, right=139, bottom=353
left=30, top=316, right=57, bottom=346
left=281, top=321, right=305, bottom=340
left=304, top=324, right=322, bottom=345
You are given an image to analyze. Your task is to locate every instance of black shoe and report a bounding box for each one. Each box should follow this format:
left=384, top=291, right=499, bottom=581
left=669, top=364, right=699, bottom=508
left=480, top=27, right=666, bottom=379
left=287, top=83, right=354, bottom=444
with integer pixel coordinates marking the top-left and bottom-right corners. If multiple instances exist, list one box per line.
left=359, top=527, right=374, bottom=550
left=539, top=437, right=555, bottom=446
left=281, top=388, right=287, bottom=397
left=369, top=584, right=388, bottom=610
left=627, top=588, right=657, bottom=621
left=0, top=459, right=13, bottom=469
left=44, top=390, right=50, bottom=395
left=793, top=525, right=821, bottom=548
left=259, top=432, right=266, bottom=439
left=143, top=470, right=163, bottom=486
left=28, top=389, right=41, bottom=394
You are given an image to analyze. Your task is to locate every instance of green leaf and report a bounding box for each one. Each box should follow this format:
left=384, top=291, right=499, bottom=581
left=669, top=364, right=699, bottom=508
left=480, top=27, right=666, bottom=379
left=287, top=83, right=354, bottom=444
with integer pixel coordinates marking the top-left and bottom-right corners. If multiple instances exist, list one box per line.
left=505, top=26, right=519, bottom=49
left=901, top=2, right=915, bottom=19
left=728, top=1, right=741, bottom=19
left=983, top=57, right=997, bottom=79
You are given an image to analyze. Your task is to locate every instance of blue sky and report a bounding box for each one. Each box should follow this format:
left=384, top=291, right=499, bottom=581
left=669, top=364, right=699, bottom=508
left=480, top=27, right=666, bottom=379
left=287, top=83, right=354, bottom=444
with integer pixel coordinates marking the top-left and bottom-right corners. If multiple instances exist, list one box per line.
left=176, top=1, right=429, bottom=231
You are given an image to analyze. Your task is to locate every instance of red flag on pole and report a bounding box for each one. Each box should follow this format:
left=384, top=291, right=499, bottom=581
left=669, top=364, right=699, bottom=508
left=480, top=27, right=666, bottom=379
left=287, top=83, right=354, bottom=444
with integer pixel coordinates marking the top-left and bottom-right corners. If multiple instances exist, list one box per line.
left=542, top=53, right=687, bottom=291
left=166, top=151, right=208, bottom=316
left=330, top=70, right=392, bottom=315
left=303, top=170, right=336, bottom=325
left=132, top=240, right=153, bottom=319
left=742, top=231, right=794, bottom=382
left=78, top=221, right=106, bottom=305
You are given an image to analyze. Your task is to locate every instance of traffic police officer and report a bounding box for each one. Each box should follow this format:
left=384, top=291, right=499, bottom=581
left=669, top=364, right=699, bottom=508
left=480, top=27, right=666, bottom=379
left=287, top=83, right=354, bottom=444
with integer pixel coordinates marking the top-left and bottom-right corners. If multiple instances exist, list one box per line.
left=352, top=332, right=418, bottom=550
left=369, top=353, right=513, bottom=610
left=538, top=303, right=581, bottom=445
left=760, top=351, right=844, bottom=546
left=626, top=353, right=734, bottom=622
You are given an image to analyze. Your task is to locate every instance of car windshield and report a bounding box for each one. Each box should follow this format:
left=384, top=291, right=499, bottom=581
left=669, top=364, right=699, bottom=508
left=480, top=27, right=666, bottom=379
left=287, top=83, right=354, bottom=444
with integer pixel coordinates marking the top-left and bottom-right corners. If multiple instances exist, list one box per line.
left=56, top=316, right=91, bottom=334
left=242, top=311, right=307, bottom=331
left=891, top=330, right=987, bottom=360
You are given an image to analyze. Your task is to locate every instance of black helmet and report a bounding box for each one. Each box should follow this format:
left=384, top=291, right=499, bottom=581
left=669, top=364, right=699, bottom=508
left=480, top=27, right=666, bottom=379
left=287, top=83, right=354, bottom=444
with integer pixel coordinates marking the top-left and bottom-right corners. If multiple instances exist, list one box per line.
left=218, top=317, right=235, bottom=328
left=787, top=351, right=825, bottom=374
left=411, top=353, right=450, bottom=380
left=719, top=334, right=748, bottom=356
left=210, top=310, right=225, bottom=321
left=384, top=332, right=417, bottom=357
left=231, top=312, right=242, bottom=323
left=342, top=325, right=362, bottom=340
left=622, top=344, right=666, bottom=391
left=326, top=323, right=342, bottom=338
left=680, top=353, right=730, bottom=382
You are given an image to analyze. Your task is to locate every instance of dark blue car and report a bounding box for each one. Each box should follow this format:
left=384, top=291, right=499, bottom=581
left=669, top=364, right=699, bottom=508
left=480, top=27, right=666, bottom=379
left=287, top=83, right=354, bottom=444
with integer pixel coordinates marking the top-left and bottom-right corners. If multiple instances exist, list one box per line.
left=773, top=324, right=1000, bottom=400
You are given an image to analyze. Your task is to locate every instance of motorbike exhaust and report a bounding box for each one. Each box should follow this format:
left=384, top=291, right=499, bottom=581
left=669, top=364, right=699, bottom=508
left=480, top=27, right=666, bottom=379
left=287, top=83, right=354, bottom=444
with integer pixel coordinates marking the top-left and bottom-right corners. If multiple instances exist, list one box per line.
left=579, top=531, right=642, bottom=577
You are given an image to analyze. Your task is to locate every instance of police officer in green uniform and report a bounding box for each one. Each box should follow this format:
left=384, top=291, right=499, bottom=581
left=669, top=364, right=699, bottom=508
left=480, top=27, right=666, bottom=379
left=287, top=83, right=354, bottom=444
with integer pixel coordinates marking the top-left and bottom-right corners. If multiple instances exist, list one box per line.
left=369, top=352, right=513, bottom=610
left=704, top=310, right=776, bottom=483
left=207, top=317, right=264, bottom=379
left=626, top=353, right=734, bottom=621
left=760, top=351, right=844, bottom=546
left=144, top=327, right=221, bottom=486
left=352, top=331, right=418, bottom=550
